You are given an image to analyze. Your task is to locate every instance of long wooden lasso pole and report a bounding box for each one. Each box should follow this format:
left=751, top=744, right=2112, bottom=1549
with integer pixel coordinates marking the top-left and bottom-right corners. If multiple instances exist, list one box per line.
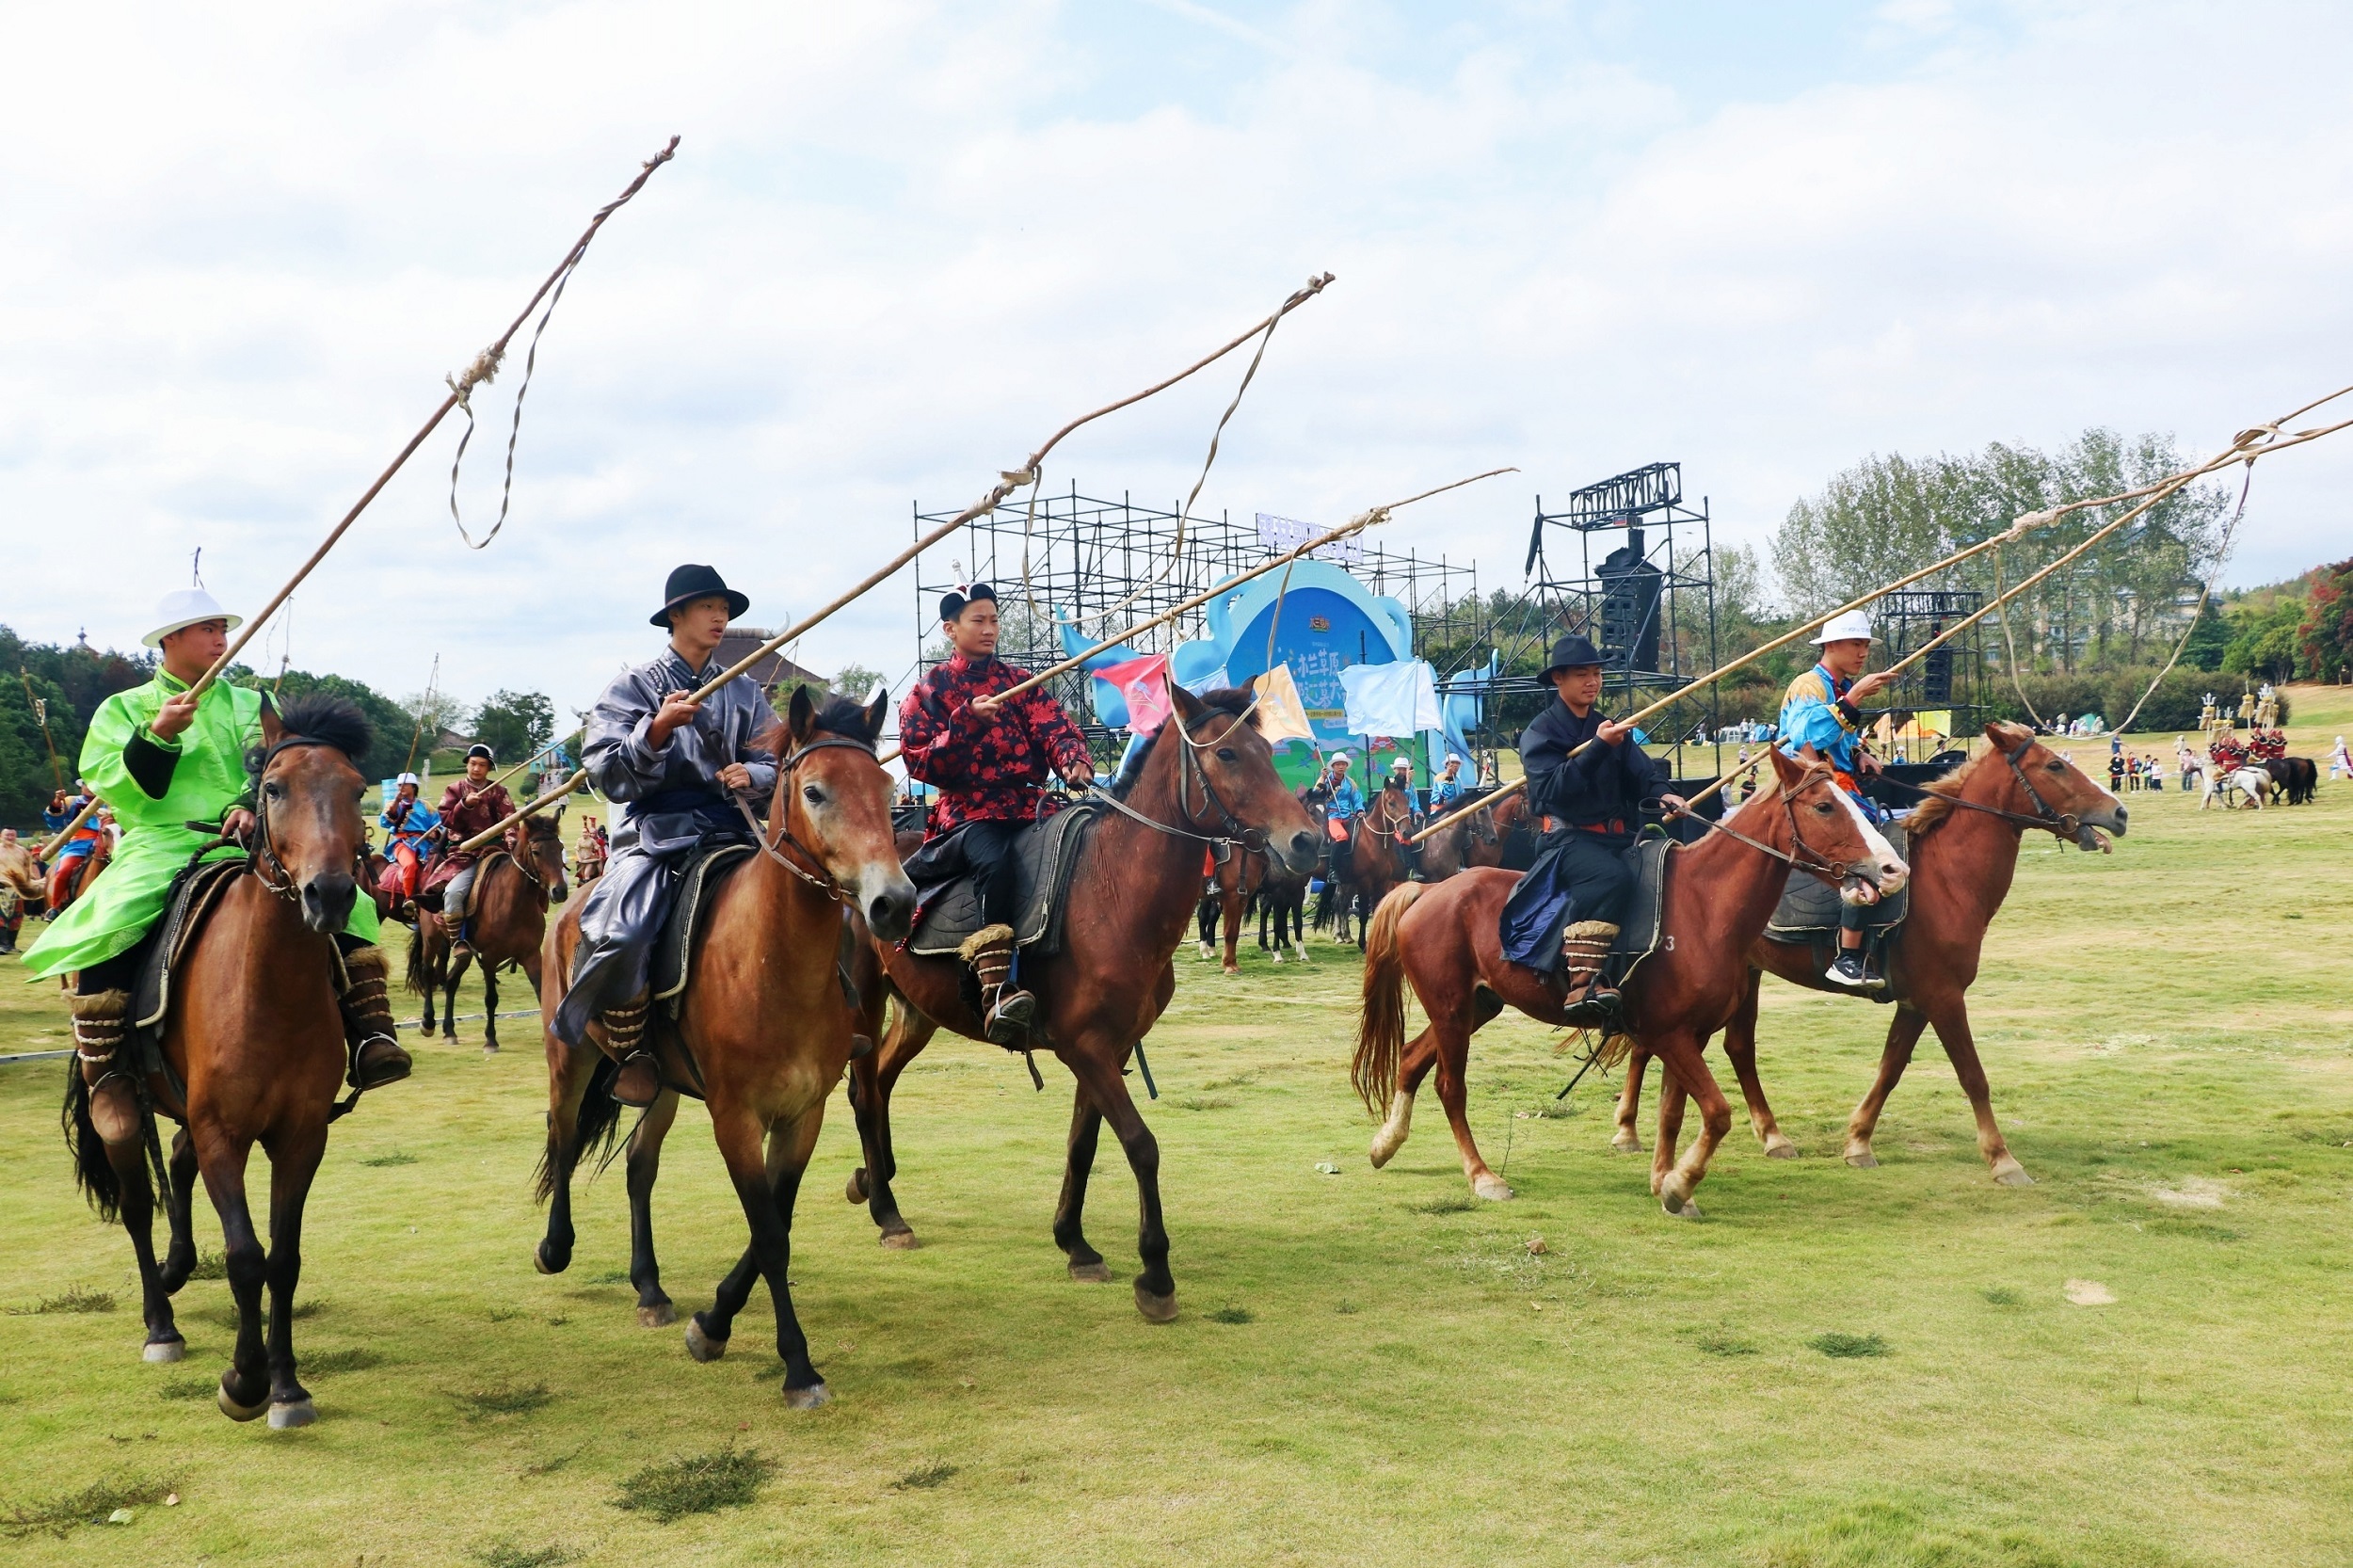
left=20, top=669, right=64, bottom=791
left=38, top=793, right=104, bottom=861
left=183, top=137, right=681, bottom=703
left=680, top=273, right=1337, bottom=707
left=872, top=467, right=1516, bottom=766
left=1406, top=397, right=2351, bottom=848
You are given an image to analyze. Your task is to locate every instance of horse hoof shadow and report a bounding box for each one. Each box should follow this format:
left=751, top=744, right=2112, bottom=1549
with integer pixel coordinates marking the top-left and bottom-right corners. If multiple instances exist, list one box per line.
left=1067, top=1261, right=1112, bottom=1284
left=217, top=1378, right=268, bottom=1423
left=637, top=1302, right=677, bottom=1328
left=684, top=1314, right=728, bottom=1363
left=1133, top=1282, right=1178, bottom=1323
left=143, top=1336, right=186, bottom=1364
left=782, top=1380, right=832, bottom=1410
left=877, top=1228, right=919, bottom=1252
left=268, top=1397, right=318, bottom=1429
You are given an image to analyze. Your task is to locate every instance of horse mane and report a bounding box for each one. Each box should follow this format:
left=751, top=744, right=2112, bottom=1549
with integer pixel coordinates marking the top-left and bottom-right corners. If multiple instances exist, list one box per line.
left=270, top=695, right=373, bottom=769
left=808, top=692, right=878, bottom=739
left=1900, top=751, right=1993, bottom=838
left=1112, top=687, right=1260, bottom=798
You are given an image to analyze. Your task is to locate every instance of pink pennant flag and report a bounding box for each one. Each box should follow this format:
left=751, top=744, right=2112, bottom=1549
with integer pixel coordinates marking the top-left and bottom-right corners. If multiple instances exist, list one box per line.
left=1099, top=652, right=1173, bottom=735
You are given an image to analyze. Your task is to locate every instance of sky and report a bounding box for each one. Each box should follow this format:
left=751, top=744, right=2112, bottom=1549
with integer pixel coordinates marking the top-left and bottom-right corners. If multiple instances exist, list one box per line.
left=4, top=0, right=2349, bottom=729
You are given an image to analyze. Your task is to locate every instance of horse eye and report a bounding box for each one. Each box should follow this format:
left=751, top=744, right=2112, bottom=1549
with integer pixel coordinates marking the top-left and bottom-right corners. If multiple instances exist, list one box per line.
left=802, top=784, right=824, bottom=805
left=2047, top=761, right=2066, bottom=772
left=1216, top=747, right=1237, bottom=763
left=264, top=781, right=285, bottom=800
left=1814, top=801, right=1833, bottom=814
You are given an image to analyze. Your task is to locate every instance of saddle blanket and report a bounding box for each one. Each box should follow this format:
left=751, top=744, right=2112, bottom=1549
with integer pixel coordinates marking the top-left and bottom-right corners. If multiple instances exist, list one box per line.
left=904, top=801, right=1105, bottom=959
left=132, top=856, right=247, bottom=1035
left=1764, top=825, right=1911, bottom=938
left=1609, top=836, right=1673, bottom=985
left=648, top=841, right=860, bottom=1024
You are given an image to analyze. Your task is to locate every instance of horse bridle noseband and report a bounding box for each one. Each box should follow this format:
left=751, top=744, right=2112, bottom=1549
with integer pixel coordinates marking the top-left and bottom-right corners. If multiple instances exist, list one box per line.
left=731, top=734, right=877, bottom=902
left=1876, top=741, right=2097, bottom=845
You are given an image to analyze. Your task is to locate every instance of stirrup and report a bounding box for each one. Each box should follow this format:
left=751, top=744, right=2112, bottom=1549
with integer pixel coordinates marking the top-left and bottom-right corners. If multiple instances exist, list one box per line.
left=1561, top=981, right=1620, bottom=1031
left=984, top=986, right=1036, bottom=1048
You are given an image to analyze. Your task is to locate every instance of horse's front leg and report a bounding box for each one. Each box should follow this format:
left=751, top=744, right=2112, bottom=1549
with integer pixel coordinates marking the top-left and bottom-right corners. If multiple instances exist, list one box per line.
left=1053, top=1082, right=1111, bottom=1282
left=1721, top=968, right=1796, bottom=1157
left=1066, top=1040, right=1176, bottom=1322
left=257, top=1121, right=328, bottom=1427
left=481, top=964, right=501, bottom=1053
left=1649, top=1032, right=1733, bottom=1219
left=1611, top=1046, right=1651, bottom=1153
left=1843, top=1004, right=1927, bottom=1169
left=691, top=1110, right=830, bottom=1407
left=1921, top=999, right=2030, bottom=1186
left=195, top=1128, right=273, bottom=1419
left=1220, top=889, right=1243, bottom=975
left=848, top=1005, right=935, bottom=1249
left=626, top=1089, right=681, bottom=1324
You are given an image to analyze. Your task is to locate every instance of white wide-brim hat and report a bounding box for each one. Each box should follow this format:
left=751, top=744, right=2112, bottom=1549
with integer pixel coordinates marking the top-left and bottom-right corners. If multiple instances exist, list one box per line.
left=142, top=587, right=242, bottom=648
left=1809, top=608, right=1875, bottom=646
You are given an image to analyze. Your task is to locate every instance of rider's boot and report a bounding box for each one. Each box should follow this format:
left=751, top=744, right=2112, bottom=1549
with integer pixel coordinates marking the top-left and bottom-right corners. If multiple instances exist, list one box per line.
left=71, top=988, right=140, bottom=1144
left=335, top=942, right=412, bottom=1089
left=961, top=924, right=1033, bottom=1048
left=1558, top=921, right=1623, bottom=1030
left=600, top=996, right=660, bottom=1107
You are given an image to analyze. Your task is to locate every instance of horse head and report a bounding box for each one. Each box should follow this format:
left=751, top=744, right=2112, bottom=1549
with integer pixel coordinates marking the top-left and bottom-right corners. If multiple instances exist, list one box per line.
left=780, top=684, right=917, bottom=941
left=255, top=696, right=373, bottom=936
left=1765, top=747, right=1909, bottom=904
left=1167, top=682, right=1321, bottom=874
left=1981, top=721, right=2128, bottom=848
left=520, top=804, right=569, bottom=904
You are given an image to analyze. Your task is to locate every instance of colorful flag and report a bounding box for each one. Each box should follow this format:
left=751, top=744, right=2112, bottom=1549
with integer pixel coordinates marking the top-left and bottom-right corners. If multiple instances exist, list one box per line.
left=1098, top=652, right=1173, bottom=735
left=1251, top=664, right=1316, bottom=744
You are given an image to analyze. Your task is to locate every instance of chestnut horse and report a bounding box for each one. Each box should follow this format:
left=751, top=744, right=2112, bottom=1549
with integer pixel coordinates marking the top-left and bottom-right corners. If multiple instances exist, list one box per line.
left=846, top=683, right=1320, bottom=1321
left=408, top=806, right=569, bottom=1050
left=62, top=696, right=377, bottom=1427
left=0, top=835, right=42, bottom=952
left=533, top=688, right=914, bottom=1406
left=1353, top=748, right=1908, bottom=1214
left=1195, top=844, right=1268, bottom=974
left=1610, top=723, right=2126, bottom=1184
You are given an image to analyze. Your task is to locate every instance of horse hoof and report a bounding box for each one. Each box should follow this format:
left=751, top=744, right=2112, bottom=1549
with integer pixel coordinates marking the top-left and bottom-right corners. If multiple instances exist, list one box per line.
left=1609, top=1137, right=1645, bottom=1155
left=1471, top=1175, right=1514, bottom=1202
left=482, top=1044, right=498, bottom=1057
left=1993, top=1161, right=2035, bottom=1188
left=1844, top=1151, right=1881, bottom=1170
left=143, top=1336, right=186, bottom=1364
left=1068, top=1260, right=1112, bottom=1283
left=1222, top=966, right=1239, bottom=977
left=1133, top=1283, right=1179, bottom=1323
left=878, top=1228, right=919, bottom=1252
left=268, top=1398, right=319, bottom=1429
left=217, top=1382, right=268, bottom=1422
left=845, top=1169, right=869, bottom=1205
left=1197, top=943, right=1213, bottom=960
left=684, top=1315, right=728, bottom=1363
left=637, top=1302, right=678, bottom=1328
left=1663, top=1197, right=1704, bottom=1221
left=533, top=1241, right=567, bottom=1275
left=782, top=1380, right=832, bottom=1410
left=1765, top=1142, right=1801, bottom=1160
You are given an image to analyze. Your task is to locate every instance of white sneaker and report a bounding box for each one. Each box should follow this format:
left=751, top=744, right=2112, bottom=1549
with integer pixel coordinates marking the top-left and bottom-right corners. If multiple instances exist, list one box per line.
left=1824, top=952, right=1873, bottom=989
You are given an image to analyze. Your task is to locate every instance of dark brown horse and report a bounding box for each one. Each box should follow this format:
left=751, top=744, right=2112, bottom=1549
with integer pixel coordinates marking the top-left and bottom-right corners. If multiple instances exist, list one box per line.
left=1339, top=778, right=1416, bottom=949
left=408, top=806, right=568, bottom=1050
left=1461, top=790, right=1532, bottom=871
left=63, top=697, right=376, bottom=1427
left=533, top=688, right=913, bottom=1406
left=1353, top=748, right=1908, bottom=1214
left=1195, top=844, right=1269, bottom=974
left=846, top=683, right=1320, bottom=1321
left=1610, top=724, right=2127, bottom=1184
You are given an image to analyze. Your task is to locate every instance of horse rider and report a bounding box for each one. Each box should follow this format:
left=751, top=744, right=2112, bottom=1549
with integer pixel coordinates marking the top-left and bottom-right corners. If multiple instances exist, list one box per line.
left=44, top=782, right=106, bottom=909
left=1385, top=756, right=1427, bottom=878
left=1775, top=607, right=1897, bottom=989
left=20, top=585, right=408, bottom=1144
left=1307, top=751, right=1365, bottom=888
left=573, top=814, right=609, bottom=884
left=555, top=564, right=779, bottom=1107
left=41, top=786, right=80, bottom=838
left=421, top=744, right=514, bottom=929
left=898, top=582, right=1096, bottom=1048
left=1498, top=634, right=1680, bottom=1028
left=2330, top=735, right=2351, bottom=780
left=1431, top=753, right=1467, bottom=810
left=376, top=772, right=440, bottom=917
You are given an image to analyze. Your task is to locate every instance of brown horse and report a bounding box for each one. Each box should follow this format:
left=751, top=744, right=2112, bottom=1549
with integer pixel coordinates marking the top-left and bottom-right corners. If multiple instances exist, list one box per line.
left=1353, top=748, right=1908, bottom=1214
left=533, top=688, right=913, bottom=1406
left=845, top=683, right=1320, bottom=1321
left=1609, top=724, right=2127, bottom=1184
left=1340, top=778, right=1416, bottom=948
left=1416, top=786, right=1516, bottom=881
left=62, top=696, right=377, bottom=1426
left=0, top=834, right=43, bottom=952
left=45, top=827, right=111, bottom=916
left=408, top=807, right=569, bottom=1050
left=1195, top=844, right=1269, bottom=974
left=1462, top=790, right=1532, bottom=871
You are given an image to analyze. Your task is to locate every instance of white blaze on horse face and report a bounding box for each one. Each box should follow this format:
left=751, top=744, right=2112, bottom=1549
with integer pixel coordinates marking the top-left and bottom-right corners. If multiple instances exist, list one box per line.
left=1830, top=785, right=1908, bottom=899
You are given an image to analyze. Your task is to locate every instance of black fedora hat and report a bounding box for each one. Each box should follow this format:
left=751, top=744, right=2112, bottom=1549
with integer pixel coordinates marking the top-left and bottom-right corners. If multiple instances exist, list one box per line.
left=1542, top=633, right=1606, bottom=676
left=650, top=564, right=750, bottom=628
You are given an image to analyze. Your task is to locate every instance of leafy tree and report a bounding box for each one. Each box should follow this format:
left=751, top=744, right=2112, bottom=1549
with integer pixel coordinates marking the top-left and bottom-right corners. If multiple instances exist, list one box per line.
left=472, top=689, right=555, bottom=767
left=825, top=664, right=889, bottom=703
left=2180, top=600, right=2232, bottom=671
left=2297, top=559, right=2353, bottom=682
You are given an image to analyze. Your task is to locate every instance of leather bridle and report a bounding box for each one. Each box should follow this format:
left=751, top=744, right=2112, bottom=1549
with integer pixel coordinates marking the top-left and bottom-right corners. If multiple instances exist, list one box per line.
left=732, top=733, right=878, bottom=902
left=1878, top=740, right=2102, bottom=847
left=1673, top=762, right=1889, bottom=888
left=248, top=735, right=363, bottom=906
left=1089, top=707, right=1269, bottom=861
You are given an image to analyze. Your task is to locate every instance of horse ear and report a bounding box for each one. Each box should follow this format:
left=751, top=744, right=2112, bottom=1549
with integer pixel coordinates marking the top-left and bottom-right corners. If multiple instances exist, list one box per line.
left=260, top=700, right=284, bottom=751
left=788, top=683, right=816, bottom=745
left=1168, top=674, right=1205, bottom=723
left=1982, top=720, right=2025, bottom=753
left=1766, top=746, right=1808, bottom=789
left=862, top=683, right=889, bottom=744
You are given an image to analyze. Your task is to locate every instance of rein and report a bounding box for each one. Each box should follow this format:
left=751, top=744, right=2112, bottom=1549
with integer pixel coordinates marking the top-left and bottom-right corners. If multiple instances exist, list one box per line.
left=1672, top=766, right=1881, bottom=887
left=1875, top=744, right=2094, bottom=843
left=1089, top=708, right=1268, bottom=859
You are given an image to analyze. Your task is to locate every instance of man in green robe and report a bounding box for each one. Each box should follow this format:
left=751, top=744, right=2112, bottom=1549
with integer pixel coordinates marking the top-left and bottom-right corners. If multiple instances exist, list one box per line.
left=24, top=587, right=409, bottom=1143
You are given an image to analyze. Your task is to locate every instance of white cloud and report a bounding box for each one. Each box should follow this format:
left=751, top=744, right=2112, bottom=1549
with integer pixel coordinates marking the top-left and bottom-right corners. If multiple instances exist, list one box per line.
left=4, top=0, right=2349, bottom=729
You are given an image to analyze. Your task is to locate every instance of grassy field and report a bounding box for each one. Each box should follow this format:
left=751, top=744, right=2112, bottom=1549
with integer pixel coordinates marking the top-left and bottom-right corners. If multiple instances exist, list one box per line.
left=4, top=691, right=2350, bottom=1566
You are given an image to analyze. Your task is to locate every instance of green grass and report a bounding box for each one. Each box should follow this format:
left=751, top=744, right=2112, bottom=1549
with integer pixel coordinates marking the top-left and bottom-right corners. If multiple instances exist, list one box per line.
left=2, top=1479, right=172, bottom=1541
left=6, top=1287, right=115, bottom=1317
left=611, top=1447, right=775, bottom=1523
left=2, top=687, right=2352, bottom=1563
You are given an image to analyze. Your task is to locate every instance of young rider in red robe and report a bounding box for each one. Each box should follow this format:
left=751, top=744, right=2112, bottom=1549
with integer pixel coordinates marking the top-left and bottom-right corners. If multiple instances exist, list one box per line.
left=896, top=584, right=1096, bottom=1045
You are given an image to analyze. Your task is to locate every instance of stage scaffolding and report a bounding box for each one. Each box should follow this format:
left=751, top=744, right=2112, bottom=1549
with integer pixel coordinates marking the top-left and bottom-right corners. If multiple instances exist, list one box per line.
left=1869, top=589, right=1987, bottom=756
left=908, top=484, right=1480, bottom=751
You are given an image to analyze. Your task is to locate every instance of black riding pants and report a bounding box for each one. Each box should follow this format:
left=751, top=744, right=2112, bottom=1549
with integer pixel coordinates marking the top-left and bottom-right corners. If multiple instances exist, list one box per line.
left=958, top=819, right=1027, bottom=930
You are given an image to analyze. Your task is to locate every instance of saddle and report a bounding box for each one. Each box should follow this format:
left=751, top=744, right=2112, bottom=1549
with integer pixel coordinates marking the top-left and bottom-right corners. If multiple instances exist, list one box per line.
left=1608, top=836, right=1673, bottom=984
left=132, top=856, right=247, bottom=1036
left=904, top=801, right=1105, bottom=959
left=648, top=841, right=861, bottom=1027
left=1763, top=824, right=1912, bottom=939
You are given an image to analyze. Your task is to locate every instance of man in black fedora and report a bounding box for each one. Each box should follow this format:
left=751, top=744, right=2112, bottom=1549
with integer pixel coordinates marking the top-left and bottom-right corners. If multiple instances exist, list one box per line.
left=554, top=564, right=777, bottom=1105
left=1497, top=633, right=1681, bottom=1027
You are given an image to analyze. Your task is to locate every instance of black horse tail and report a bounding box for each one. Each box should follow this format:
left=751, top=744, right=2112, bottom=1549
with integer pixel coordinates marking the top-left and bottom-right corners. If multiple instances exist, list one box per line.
left=60, top=1062, right=135, bottom=1222
left=532, top=1053, right=624, bottom=1206
left=404, top=924, right=429, bottom=996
